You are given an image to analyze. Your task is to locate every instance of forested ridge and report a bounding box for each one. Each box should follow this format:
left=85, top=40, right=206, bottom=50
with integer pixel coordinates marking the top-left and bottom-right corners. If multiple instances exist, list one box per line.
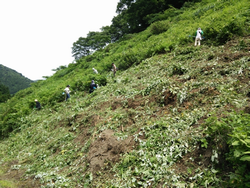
left=0, top=64, right=33, bottom=94
left=0, top=0, right=250, bottom=187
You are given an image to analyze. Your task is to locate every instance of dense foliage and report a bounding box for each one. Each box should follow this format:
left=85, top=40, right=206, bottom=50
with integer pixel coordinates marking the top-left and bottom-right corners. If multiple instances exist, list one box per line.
left=114, top=0, right=200, bottom=34
left=0, top=82, right=10, bottom=103
left=0, top=0, right=250, bottom=187
left=0, top=64, right=33, bottom=94
left=71, top=0, right=202, bottom=60
left=203, top=113, right=250, bottom=187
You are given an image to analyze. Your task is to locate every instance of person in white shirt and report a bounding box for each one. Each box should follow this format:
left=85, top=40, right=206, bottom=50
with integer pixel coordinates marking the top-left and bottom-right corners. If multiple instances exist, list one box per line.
left=194, top=27, right=203, bottom=46
left=92, top=68, right=98, bottom=74
left=64, top=85, right=71, bottom=101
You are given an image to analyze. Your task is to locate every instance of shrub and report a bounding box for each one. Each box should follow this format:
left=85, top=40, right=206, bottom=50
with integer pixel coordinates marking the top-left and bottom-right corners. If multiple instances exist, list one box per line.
left=217, top=20, right=244, bottom=44
left=73, top=80, right=85, bottom=92
left=88, top=74, right=107, bottom=87
left=118, top=51, right=139, bottom=71
left=203, top=113, right=250, bottom=187
left=150, top=21, right=170, bottom=35
left=54, top=68, right=74, bottom=78
left=204, top=19, right=245, bottom=45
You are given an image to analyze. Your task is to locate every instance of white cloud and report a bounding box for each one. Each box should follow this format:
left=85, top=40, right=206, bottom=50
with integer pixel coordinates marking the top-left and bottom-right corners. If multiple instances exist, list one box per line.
left=0, top=0, right=119, bottom=80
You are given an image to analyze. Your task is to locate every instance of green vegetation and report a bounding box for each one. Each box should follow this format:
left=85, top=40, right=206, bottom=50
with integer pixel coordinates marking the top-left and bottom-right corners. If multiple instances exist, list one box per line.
left=72, top=0, right=201, bottom=59
left=0, top=180, right=16, bottom=188
left=0, top=81, right=10, bottom=103
left=0, top=0, right=250, bottom=187
left=0, top=64, right=33, bottom=94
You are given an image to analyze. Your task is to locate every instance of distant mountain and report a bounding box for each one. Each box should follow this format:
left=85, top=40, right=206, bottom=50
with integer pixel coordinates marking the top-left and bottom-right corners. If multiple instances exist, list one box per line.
left=0, top=64, right=33, bottom=94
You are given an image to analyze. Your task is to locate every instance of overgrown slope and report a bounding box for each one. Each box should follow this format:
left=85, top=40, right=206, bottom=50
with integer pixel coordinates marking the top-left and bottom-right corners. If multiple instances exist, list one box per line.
left=0, top=0, right=250, bottom=187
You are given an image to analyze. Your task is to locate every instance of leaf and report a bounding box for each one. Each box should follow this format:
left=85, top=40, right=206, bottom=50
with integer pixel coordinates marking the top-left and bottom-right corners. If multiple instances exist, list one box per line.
left=89, top=172, right=93, bottom=181
left=240, top=155, right=250, bottom=161
left=232, top=141, right=239, bottom=146
left=205, top=180, right=209, bottom=188
left=234, top=150, right=242, bottom=158
left=211, top=169, right=218, bottom=174
left=239, top=138, right=250, bottom=147
left=244, top=139, right=250, bottom=144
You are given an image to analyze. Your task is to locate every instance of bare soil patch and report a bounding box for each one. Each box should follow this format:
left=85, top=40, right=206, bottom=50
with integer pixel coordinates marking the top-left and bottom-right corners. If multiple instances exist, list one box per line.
left=163, top=90, right=177, bottom=106
left=172, top=146, right=212, bottom=181
left=127, top=95, right=145, bottom=109
left=0, top=161, right=40, bottom=188
left=111, top=99, right=124, bottom=110
left=87, top=129, right=135, bottom=174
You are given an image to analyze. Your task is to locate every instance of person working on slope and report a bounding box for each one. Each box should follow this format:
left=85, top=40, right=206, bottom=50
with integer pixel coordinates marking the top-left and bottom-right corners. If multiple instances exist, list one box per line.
left=92, top=68, right=98, bottom=74
left=194, top=27, right=204, bottom=46
left=64, top=85, right=71, bottom=101
left=89, top=80, right=98, bottom=93
left=35, top=99, right=41, bottom=110
left=111, top=63, right=117, bottom=77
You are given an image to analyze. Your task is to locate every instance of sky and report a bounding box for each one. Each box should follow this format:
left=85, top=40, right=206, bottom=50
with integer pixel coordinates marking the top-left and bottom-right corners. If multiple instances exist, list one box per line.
left=0, top=0, right=119, bottom=80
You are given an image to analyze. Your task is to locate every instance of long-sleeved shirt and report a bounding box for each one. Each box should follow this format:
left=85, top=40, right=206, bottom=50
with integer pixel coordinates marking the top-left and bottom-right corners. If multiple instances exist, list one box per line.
left=196, top=29, right=203, bottom=39
left=93, top=68, right=98, bottom=74
left=64, top=87, right=71, bottom=94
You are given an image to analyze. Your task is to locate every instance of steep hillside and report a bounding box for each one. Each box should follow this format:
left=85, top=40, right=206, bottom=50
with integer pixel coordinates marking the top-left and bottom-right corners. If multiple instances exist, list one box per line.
left=0, top=64, right=33, bottom=94
left=0, top=81, right=11, bottom=103
left=0, top=0, right=250, bottom=187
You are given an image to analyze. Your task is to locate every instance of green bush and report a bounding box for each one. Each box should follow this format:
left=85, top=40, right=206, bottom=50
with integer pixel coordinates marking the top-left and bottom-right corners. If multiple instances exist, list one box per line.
left=203, top=113, right=250, bottom=187
left=217, top=21, right=244, bottom=44
left=72, top=74, right=107, bottom=93
left=150, top=21, right=170, bottom=35
left=118, top=51, right=139, bottom=71
left=48, top=90, right=66, bottom=104
left=73, top=79, right=85, bottom=92
left=204, top=19, right=245, bottom=45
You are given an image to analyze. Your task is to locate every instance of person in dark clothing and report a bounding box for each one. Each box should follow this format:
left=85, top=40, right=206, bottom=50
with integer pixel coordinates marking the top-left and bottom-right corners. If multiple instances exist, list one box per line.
left=89, top=80, right=98, bottom=93
left=35, top=99, right=41, bottom=110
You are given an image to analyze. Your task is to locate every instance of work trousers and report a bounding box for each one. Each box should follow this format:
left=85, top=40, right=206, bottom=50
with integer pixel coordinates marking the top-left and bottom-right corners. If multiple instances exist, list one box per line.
left=195, top=37, right=201, bottom=46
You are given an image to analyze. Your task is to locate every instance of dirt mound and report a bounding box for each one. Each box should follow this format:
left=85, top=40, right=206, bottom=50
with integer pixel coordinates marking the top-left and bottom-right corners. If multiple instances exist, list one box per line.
left=87, top=129, right=135, bottom=173
left=163, top=90, right=177, bottom=105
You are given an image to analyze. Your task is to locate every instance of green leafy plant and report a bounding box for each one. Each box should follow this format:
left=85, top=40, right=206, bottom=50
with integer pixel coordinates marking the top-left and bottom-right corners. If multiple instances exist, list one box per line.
left=150, top=21, right=170, bottom=35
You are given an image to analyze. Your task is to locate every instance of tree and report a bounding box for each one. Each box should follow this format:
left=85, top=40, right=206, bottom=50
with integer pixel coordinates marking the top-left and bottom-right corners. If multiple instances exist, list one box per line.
left=72, top=27, right=111, bottom=60
left=110, top=12, right=130, bottom=41
left=113, top=0, right=169, bottom=34
left=72, top=37, right=92, bottom=60
left=111, top=0, right=201, bottom=37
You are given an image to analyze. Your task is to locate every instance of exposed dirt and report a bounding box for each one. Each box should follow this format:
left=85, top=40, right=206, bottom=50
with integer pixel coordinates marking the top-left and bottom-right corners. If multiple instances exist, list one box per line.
left=219, top=52, right=249, bottom=63
left=0, top=161, right=41, bottom=188
left=172, top=146, right=213, bottom=181
left=163, top=90, right=177, bottom=106
left=87, top=129, right=135, bottom=174
left=111, top=99, right=124, bottom=110
left=244, top=106, right=250, bottom=114
left=127, top=95, right=145, bottom=109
